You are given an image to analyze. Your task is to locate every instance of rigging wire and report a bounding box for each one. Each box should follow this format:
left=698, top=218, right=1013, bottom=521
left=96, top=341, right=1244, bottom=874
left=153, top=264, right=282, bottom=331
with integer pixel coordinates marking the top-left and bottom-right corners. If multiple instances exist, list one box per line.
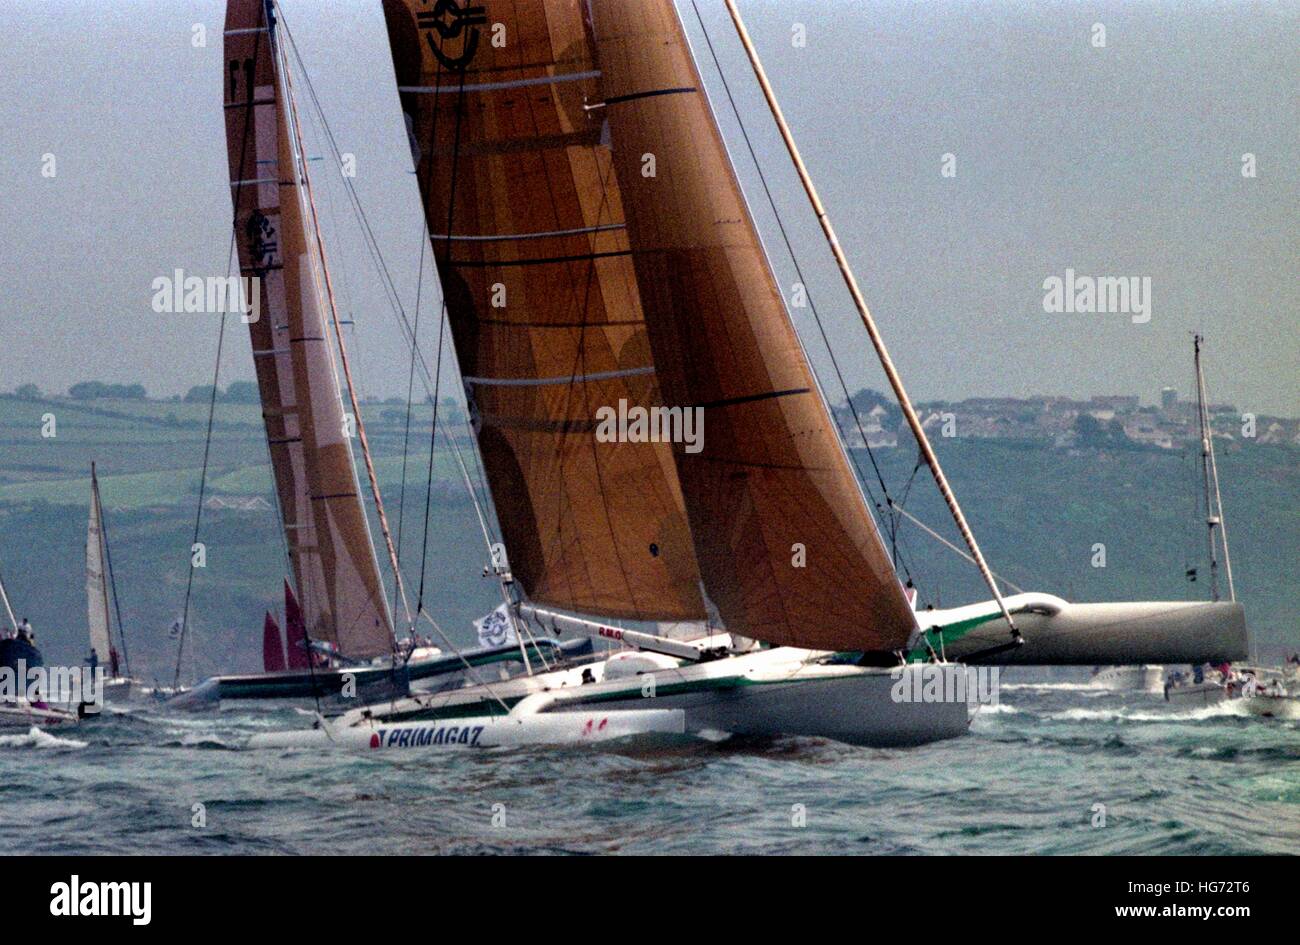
left=275, top=19, right=498, bottom=555
left=413, top=57, right=468, bottom=623
left=393, top=29, right=449, bottom=618
left=171, top=321, right=228, bottom=691
left=276, top=9, right=521, bottom=693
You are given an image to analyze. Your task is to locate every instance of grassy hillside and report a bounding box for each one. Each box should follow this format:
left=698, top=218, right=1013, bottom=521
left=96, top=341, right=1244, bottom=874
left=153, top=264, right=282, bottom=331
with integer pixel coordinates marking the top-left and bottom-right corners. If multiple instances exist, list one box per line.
left=0, top=393, right=1295, bottom=679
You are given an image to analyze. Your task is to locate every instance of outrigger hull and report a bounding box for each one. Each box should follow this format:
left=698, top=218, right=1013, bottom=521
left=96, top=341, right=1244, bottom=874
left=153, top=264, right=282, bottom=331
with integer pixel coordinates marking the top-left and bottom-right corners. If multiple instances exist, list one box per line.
left=169, top=638, right=593, bottom=707
left=248, top=709, right=686, bottom=751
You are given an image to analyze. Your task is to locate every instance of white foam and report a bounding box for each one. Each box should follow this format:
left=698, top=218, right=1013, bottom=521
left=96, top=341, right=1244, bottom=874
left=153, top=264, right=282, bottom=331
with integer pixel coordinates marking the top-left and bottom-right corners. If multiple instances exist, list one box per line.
left=1046, top=702, right=1246, bottom=723
left=975, top=702, right=1020, bottom=715
left=0, top=726, right=87, bottom=750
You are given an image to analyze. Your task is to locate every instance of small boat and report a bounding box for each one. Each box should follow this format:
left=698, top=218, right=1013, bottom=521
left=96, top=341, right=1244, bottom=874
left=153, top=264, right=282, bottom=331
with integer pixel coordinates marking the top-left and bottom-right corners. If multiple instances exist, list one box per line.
left=0, top=635, right=85, bottom=728
left=1241, top=686, right=1300, bottom=720
left=1164, top=673, right=1234, bottom=705
left=85, top=463, right=139, bottom=700
left=1088, top=665, right=1165, bottom=693
left=0, top=701, right=83, bottom=729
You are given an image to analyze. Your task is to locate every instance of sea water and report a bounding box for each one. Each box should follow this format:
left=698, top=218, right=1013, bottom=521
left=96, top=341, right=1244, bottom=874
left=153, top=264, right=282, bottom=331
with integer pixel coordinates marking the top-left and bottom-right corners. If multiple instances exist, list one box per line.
left=1, top=681, right=1296, bottom=855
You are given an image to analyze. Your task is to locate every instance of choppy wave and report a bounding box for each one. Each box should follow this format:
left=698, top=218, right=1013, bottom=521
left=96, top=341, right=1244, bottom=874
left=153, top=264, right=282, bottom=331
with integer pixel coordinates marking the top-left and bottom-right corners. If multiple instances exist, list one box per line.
left=1044, top=702, right=1248, bottom=723
left=1, top=685, right=1294, bottom=854
left=0, top=726, right=87, bottom=750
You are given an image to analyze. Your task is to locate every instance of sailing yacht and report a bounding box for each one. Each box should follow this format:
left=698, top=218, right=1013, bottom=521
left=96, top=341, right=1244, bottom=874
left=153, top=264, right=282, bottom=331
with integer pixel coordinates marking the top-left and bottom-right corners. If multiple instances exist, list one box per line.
left=1164, top=335, right=1244, bottom=706
left=86, top=464, right=138, bottom=700
left=0, top=562, right=88, bottom=727
left=1088, top=665, right=1165, bottom=693
left=244, top=0, right=1246, bottom=751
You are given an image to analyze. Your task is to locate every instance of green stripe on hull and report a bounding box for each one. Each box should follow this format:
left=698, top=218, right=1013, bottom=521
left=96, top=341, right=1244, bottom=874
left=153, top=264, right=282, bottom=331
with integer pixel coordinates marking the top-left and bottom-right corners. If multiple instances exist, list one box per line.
left=905, top=611, right=1006, bottom=662
left=379, top=673, right=767, bottom=723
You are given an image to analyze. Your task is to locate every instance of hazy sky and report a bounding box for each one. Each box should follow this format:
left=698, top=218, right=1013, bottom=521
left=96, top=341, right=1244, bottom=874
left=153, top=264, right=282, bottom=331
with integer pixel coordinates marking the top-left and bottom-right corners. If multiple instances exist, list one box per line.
left=1, top=0, right=1296, bottom=413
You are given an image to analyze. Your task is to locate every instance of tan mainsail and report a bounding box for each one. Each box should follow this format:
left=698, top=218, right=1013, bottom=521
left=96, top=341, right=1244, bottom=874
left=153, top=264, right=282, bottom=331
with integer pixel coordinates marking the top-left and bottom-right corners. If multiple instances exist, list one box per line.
left=225, top=0, right=393, bottom=659
left=382, top=0, right=705, bottom=622
left=587, top=0, right=916, bottom=652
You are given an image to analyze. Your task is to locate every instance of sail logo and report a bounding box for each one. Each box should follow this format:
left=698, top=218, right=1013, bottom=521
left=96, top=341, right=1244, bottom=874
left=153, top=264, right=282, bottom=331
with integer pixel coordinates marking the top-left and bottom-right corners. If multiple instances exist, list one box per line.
left=151, top=268, right=260, bottom=323
left=890, top=665, right=999, bottom=706
left=595, top=399, right=704, bottom=454
left=418, top=0, right=488, bottom=71
left=1041, top=269, right=1151, bottom=324
left=49, top=875, right=151, bottom=926
left=374, top=724, right=485, bottom=748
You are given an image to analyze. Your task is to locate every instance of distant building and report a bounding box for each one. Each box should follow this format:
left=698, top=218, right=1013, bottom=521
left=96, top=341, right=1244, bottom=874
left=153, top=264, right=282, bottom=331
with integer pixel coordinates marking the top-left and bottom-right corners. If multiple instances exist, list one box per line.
left=1161, top=387, right=1177, bottom=409
left=1090, top=395, right=1139, bottom=411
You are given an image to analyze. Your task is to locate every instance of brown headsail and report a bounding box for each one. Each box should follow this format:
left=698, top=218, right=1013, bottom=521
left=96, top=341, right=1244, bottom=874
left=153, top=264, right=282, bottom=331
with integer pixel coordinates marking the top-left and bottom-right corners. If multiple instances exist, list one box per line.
left=224, top=0, right=394, bottom=659
left=381, top=0, right=706, bottom=622
left=585, top=0, right=918, bottom=653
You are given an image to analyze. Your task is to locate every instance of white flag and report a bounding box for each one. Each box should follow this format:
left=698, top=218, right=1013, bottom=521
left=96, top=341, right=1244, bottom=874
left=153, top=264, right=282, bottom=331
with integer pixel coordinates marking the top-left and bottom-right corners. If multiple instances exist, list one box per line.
left=474, top=604, right=515, bottom=649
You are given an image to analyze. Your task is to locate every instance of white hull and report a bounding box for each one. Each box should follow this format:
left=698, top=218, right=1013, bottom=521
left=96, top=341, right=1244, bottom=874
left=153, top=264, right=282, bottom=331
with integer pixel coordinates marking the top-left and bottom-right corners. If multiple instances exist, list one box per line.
left=101, top=677, right=137, bottom=701
left=250, top=648, right=974, bottom=751
left=0, top=700, right=80, bottom=729
left=1089, top=665, right=1165, bottom=693
left=248, top=709, right=685, bottom=750
left=570, top=663, right=971, bottom=747
left=1241, top=693, right=1300, bottom=720
left=1164, top=680, right=1231, bottom=704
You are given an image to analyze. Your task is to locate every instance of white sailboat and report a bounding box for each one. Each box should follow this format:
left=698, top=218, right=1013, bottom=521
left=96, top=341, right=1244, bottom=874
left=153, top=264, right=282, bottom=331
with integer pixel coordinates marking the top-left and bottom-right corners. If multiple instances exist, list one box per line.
left=86, top=463, right=137, bottom=700
left=1087, top=665, right=1165, bottom=694
left=0, top=561, right=85, bottom=728
left=1165, top=334, right=1241, bottom=706
left=245, top=0, right=1245, bottom=752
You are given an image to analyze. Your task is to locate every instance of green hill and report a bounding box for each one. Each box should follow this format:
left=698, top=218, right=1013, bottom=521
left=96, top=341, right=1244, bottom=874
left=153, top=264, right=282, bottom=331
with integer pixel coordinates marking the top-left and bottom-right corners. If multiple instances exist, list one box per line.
left=0, top=393, right=1294, bottom=680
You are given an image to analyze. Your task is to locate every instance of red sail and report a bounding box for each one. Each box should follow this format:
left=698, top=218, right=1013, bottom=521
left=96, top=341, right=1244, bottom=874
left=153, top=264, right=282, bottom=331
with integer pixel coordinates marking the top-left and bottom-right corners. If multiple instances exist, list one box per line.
left=284, top=580, right=310, bottom=670
left=262, top=612, right=286, bottom=673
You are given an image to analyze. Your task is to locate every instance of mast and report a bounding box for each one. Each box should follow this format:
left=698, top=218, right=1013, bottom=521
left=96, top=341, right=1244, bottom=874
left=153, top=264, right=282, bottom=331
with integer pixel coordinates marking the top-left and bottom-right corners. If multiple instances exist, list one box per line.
left=722, top=0, right=1019, bottom=639
left=1193, top=333, right=1235, bottom=603
left=269, top=0, right=411, bottom=637
left=0, top=563, right=16, bottom=632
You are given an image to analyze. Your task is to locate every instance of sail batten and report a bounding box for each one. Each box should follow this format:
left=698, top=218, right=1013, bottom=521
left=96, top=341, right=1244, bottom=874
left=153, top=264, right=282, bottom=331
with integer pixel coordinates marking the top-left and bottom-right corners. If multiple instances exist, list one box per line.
left=225, top=0, right=394, bottom=659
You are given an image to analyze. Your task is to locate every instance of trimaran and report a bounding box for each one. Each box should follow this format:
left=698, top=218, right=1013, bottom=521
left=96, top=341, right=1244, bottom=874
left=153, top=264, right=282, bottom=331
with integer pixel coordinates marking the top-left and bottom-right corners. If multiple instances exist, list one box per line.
left=197, top=0, right=1247, bottom=751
